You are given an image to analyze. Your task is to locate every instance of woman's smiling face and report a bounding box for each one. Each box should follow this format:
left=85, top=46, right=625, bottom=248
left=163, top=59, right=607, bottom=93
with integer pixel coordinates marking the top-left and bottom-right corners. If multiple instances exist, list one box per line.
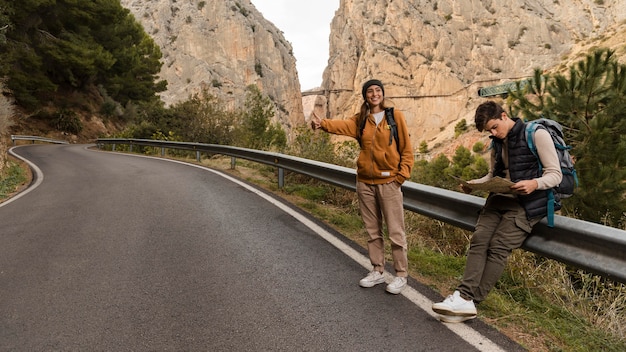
left=365, top=85, right=384, bottom=108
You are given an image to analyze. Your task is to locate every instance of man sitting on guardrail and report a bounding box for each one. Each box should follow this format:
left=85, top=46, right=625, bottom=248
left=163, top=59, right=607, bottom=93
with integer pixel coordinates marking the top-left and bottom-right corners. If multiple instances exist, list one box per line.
left=432, top=101, right=562, bottom=323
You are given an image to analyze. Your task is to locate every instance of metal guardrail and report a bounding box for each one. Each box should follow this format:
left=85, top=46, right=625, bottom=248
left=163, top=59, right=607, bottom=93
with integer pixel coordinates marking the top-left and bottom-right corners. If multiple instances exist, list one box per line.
left=96, top=138, right=626, bottom=285
left=11, top=135, right=69, bottom=145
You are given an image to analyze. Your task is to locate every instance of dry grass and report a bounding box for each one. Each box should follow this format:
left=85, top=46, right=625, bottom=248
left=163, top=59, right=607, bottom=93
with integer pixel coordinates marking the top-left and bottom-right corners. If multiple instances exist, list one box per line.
left=0, top=81, right=16, bottom=174
left=0, top=82, right=14, bottom=133
left=196, top=155, right=626, bottom=351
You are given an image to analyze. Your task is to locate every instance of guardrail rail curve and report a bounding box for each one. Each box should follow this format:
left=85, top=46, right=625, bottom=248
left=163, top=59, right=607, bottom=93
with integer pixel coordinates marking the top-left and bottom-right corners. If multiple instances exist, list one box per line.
left=96, top=138, right=626, bottom=285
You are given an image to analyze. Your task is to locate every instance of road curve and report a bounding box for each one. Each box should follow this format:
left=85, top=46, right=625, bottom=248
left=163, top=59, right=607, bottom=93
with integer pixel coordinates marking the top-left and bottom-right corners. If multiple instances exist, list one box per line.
left=0, top=144, right=525, bottom=351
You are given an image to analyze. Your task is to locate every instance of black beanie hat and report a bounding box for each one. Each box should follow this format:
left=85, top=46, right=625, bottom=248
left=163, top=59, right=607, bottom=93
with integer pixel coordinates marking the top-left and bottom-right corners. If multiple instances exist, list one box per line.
left=362, top=79, right=384, bottom=99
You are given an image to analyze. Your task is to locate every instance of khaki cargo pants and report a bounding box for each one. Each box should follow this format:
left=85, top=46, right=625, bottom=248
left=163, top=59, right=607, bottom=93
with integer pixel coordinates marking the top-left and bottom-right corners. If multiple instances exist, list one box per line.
left=357, top=181, right=408, bottom=278
left=458, top=195, right=541, bottom=303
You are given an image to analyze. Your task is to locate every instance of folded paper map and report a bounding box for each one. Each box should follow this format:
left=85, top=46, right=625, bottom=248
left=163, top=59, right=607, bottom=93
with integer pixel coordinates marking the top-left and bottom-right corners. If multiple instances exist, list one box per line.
left=451, top=176, right=515, bottom=194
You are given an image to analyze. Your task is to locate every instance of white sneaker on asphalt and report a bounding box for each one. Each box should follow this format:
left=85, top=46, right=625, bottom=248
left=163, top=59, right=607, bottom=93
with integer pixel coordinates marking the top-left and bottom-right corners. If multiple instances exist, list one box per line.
left=386, top=276, right=407, bottom=294
left=359, top=271, right=385, bottom=288
left=431, top=290, right=477, bottom=316
left=438, top=314, right=477, bottom=323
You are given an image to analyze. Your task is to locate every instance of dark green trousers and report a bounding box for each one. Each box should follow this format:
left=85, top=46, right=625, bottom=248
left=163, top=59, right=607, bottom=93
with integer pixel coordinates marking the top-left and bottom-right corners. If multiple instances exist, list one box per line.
left=458, top=195, right=541, bottom=303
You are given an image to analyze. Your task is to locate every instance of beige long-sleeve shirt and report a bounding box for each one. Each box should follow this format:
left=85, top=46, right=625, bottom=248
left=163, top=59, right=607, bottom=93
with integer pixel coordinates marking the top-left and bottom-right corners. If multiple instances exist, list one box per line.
left=473, top=128, right=562, bottom=190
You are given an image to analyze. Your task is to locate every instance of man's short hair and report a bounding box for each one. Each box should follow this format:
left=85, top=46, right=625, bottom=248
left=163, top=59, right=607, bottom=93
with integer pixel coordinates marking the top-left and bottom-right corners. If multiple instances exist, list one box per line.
left=474, top=101, right=505, bottom=132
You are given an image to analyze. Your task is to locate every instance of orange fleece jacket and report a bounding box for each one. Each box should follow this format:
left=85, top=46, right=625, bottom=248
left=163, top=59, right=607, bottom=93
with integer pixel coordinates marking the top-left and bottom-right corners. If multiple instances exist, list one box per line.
left=320, top=109, right=413, bottom=185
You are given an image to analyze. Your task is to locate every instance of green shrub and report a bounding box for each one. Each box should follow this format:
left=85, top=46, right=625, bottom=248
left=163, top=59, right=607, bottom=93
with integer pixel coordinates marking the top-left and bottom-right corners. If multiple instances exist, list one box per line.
left=0, top=161, right=27, bottom=199
left=53, top=109, right=83, bottom=134
left=454, top=119, right=468, bottom=138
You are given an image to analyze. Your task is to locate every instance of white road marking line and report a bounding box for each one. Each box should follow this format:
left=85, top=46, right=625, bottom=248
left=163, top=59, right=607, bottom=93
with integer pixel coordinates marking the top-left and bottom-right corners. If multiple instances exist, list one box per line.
left=175, top=160, right=508, bottom=352
left=1, top=147, right=45, bottom=208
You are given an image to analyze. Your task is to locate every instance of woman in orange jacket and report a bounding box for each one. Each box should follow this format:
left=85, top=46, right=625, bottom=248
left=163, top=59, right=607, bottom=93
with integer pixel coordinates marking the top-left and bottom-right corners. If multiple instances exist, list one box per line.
left=310, top=79, right=413, bottom=294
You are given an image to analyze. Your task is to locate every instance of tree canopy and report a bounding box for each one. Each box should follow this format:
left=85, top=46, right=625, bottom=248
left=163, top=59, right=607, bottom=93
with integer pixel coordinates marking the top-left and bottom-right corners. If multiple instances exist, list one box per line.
left=508, top=49, right=626, bottom=226
left=233, top=85, right=287, bottom=151
left=0, top=0, right=166, bottom=110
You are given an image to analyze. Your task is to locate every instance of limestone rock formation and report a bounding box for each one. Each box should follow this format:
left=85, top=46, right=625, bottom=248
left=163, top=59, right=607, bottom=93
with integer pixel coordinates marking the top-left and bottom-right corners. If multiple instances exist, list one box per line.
left=120, top=0, right=304, bottom=134
left=120, top=0, right=626, bottom=155
left=321, top=0, right=626, bottom=154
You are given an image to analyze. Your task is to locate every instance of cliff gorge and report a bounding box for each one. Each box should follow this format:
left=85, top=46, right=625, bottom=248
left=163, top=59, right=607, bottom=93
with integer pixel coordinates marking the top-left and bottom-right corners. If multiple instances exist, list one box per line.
left=321, top=0, right=626, bottom=153
left=120, top=0, right=625, bottom=154
left=120, top=0, right=304, bottom=133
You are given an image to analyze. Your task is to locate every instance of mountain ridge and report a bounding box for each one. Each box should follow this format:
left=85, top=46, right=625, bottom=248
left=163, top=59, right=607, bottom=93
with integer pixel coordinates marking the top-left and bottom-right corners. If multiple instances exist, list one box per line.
left=320, top=0, right=626, bottom=153
left=120, top=0, right=305, bottom=134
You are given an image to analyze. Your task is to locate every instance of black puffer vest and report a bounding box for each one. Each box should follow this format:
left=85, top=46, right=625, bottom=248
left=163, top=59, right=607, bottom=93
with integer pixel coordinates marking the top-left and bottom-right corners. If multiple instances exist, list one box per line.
left=491, top=118, right=559, bottom=220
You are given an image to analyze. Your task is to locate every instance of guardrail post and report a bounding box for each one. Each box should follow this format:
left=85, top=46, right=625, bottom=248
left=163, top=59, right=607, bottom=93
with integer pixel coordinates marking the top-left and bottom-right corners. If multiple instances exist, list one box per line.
left=130, top=142, right=133, bottom=153
left=196, top=151, right=201, bottom=162
left=112, top=144, right=116, bottom=151
left=278, top=167, right=284, bottom=189
left=230, top=157, right=236, bottom=170
left=161, top=147, right=165, bottom=156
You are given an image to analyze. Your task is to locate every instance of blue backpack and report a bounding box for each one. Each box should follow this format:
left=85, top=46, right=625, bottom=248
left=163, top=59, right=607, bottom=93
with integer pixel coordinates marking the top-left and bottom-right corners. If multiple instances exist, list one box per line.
left=525, top=118, right=579, bottom=227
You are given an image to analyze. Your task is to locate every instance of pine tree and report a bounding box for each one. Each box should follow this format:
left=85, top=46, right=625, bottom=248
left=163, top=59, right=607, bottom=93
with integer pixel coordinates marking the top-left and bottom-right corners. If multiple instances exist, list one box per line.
left=234, top=85, right=286, bottom=151
left=508, top=49, right=626, bottom=226
left=418, top=141, right=429, bottom=154
left=169, top=89, right=235, bottom=145
left=0, top=0, right=164, bottom=109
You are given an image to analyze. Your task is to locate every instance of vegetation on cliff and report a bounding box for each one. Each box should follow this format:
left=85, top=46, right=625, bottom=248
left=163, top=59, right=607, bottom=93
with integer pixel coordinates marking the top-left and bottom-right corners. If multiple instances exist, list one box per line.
left=508, top=49, right=626, bottom=227
left=0, top=0, right=165, bottom=111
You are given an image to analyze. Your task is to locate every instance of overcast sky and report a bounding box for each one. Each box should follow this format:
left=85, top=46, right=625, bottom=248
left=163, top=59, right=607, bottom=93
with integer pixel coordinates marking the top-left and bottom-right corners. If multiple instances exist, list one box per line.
left=250, top=1, right=340, bottom=91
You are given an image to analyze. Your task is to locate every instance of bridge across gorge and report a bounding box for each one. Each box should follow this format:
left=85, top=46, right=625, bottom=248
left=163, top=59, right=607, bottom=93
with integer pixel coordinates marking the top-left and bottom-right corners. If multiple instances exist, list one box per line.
left=300, top=76, right=534, bottom=100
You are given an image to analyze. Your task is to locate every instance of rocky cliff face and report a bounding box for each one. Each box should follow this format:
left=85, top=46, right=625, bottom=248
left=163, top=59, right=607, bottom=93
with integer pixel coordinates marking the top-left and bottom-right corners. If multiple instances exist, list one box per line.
left=321, top=0, right=626, bottom=153
left=120, top=0, right=304, bottom=134
left=120, top=0, right=625, bottom=154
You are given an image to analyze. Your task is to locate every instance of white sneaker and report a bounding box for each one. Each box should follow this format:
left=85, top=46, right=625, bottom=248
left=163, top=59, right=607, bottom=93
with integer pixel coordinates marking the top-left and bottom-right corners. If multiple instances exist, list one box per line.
left=359, top=271, right=385, bottom=288
left=386, top=276, right=407, bottom=294
left=432, top=290, right=477, bottom=316
left=439, top=314, right=477, bottom=323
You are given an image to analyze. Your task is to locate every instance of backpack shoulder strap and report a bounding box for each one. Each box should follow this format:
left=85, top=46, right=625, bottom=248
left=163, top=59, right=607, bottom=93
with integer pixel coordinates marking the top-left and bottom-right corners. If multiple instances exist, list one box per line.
left=384, top=108, right=400, bottom=153
left=526, top=120, right=557, bottom=227
left=525, top=121, right=540, bottom=158
left=525, top=120, right=546, bottom=172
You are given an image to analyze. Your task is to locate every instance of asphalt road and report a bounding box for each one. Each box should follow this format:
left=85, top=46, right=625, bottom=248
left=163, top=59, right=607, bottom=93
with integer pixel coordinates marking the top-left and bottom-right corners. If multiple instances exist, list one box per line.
left=0, top=144, right=526, bottom=351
